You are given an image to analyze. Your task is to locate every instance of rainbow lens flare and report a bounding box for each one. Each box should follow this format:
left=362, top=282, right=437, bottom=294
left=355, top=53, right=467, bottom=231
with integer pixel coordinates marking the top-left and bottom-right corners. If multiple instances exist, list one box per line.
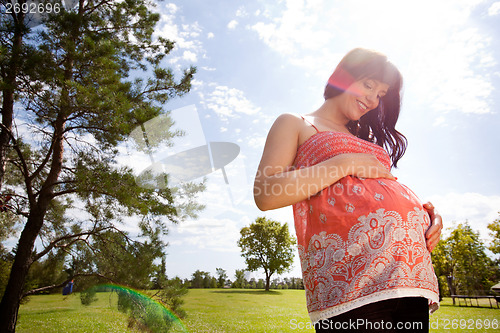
left=93, top=284, right=189, bottom=332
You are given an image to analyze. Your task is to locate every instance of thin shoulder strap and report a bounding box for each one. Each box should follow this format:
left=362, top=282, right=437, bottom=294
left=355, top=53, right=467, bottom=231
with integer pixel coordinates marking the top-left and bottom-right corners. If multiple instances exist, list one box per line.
left=300, top=115, right=320, bottom=133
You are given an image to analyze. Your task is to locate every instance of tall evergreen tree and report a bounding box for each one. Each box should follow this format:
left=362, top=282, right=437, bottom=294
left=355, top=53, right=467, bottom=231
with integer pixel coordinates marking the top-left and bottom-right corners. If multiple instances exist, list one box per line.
left=0, top=0, right=202, bottom=331
left=0, top=0, right=28, bottom=191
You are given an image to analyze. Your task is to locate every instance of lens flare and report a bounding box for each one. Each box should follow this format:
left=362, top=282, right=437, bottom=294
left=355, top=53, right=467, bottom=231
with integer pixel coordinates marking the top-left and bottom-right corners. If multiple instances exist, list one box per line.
left=327, top=66, right=355, bottom=92
left=93, top=284, right=189, bottom=332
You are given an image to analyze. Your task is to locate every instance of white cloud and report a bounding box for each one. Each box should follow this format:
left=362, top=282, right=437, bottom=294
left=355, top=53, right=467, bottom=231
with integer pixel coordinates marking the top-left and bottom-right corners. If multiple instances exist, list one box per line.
left=488, top=2, right=500, bottom=15
left=161, top=3, right=178, bottom=15
left=247, top=136, right=266, bottom=150
left=154, top=4, right=205, bottom=67
left=250, top=0, right=331, bottom=59
left=182, top=50, right=197, bottom=62
left=200, top=85, right=261, bottom=119
left=235, top=7, right=248, bottom=17
left=171, top=217, right=243, bottom=252
left=227, top=19, right=238, bottom=30
left=433, top=116, right=446, bottom=127
left=426, top=192, right=500, bottom=242
left=207, top=32, right=215, bottom=39
left=190, top=78, right=204, bottom=88
left=407, top=27, right=494, bottom=115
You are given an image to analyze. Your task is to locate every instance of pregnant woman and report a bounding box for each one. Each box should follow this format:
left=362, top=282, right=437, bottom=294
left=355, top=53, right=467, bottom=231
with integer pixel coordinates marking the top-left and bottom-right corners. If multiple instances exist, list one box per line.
left=254, top=48, right=441, bottom=332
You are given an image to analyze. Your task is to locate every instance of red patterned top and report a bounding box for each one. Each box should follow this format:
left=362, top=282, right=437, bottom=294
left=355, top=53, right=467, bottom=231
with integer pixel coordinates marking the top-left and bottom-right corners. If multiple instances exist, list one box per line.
left=292, top=131, right=439, bottom=323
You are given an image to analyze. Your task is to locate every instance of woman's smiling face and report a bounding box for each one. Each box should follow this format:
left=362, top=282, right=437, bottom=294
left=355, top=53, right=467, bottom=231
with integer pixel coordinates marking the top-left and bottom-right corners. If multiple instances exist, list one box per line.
left=338, top=78, right=389, bottom=122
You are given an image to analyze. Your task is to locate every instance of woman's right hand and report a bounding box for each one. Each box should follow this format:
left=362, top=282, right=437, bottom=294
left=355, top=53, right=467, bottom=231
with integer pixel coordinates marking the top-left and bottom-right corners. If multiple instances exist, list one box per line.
left=334, top=153, right=396, bottom=181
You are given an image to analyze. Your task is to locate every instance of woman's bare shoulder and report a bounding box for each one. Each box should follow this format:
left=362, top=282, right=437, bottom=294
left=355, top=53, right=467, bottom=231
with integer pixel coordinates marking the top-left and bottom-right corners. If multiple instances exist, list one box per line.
left=268, top=113, right=305, bottom=134
left=274, top=112, right=303, bottom=125
left=272, top=113, right=320, bottom=147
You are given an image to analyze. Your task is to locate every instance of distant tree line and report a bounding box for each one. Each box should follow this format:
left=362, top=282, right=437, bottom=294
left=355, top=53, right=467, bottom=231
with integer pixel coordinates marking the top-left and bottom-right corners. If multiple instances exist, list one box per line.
left=174, top=268, right=304, bottom=290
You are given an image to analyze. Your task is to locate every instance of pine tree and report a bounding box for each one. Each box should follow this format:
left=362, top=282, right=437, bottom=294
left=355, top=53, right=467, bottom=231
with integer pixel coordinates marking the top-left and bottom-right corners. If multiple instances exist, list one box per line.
left=0, top=0, right=202, bottom=331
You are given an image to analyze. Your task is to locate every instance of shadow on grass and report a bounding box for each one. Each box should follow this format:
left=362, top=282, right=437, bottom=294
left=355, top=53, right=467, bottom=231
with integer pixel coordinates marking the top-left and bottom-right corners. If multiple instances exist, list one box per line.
left=439, top=303, right=500, bottom=310
left=210, top=289, right=283, bottom=296
left=438, top=303, right=454, bottom=307
left=27, top=308, right=74, bottom=315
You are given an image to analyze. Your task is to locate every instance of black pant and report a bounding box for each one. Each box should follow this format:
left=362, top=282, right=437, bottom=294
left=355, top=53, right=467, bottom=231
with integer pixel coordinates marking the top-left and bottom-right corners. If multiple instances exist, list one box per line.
left=315, top=297, right=429, bottom=332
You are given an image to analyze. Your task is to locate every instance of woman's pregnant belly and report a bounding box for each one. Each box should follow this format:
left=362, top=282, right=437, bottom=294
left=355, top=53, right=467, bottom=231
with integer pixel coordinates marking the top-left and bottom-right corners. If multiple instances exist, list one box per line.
left=305, top=176, right=430, bottom=239
left=296, top=176, right=437, bottom=313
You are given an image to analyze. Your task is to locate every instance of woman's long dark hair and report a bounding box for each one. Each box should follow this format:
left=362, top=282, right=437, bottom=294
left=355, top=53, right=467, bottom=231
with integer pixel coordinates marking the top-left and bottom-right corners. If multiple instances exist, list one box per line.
left=324, top=48, right=407, bottom=167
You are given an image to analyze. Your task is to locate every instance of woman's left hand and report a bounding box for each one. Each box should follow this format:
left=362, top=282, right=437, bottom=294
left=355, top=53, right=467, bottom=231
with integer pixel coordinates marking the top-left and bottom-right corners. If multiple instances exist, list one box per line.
left=423, top=202, right=443, bottom=252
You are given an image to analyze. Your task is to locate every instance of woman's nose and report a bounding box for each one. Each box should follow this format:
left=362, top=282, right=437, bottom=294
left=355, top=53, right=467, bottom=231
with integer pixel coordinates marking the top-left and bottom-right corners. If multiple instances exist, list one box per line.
left=366, top=92, right=378, bottom=106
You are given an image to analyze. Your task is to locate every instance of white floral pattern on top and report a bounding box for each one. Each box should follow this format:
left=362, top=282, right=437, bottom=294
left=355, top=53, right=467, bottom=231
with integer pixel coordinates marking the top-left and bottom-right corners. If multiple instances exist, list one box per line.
left=299, top=207, right=435, bottom=310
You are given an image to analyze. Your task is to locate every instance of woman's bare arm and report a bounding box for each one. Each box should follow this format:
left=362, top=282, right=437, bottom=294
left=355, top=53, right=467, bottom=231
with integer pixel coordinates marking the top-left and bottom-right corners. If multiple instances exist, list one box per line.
left=253, top=114, right=395, bottom=211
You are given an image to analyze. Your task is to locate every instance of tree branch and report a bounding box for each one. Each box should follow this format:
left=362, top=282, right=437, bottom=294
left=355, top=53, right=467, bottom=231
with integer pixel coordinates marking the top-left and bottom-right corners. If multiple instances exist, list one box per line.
left=22, top=273, right=119, bottom=297
left=0, top=123, right=30, bottom=182
left=33, top=226, right=114, bottom=262
left=29, top=135, right=56, bottom=183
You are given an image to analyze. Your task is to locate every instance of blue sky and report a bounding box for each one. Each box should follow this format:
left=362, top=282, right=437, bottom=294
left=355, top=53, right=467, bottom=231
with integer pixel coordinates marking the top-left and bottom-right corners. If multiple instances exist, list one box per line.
left=120, top=0, right=500, bottom=281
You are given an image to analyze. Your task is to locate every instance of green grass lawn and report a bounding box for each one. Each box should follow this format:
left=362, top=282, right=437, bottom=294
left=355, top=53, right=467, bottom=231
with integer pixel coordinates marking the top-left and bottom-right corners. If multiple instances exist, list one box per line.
left=17, top=292, right=131, bottom=333
left=17, top=289, right=500, bottom=332
left=181, top=289, right=313, bottom=332
left=429, top=297, right=500, bottom=333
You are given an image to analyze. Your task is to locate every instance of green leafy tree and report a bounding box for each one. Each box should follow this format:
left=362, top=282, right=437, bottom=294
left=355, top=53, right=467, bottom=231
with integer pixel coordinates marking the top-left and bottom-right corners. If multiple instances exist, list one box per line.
left=216, top=267, right=227, bottom=288
left=0, top=0, right=203, bottom=330
left=432, top=222, right=495, bottom=297
left=210, top=276, right=217, bottom=288
left=487, top=215, right=500, bottom=255
left=203, top=273, right=212, bottom=289
left=232, top=269, right=246, bottom=288
left=486, top=215, right=500, bottom=288
left=190, top=270, right=211, bottom=289
left=237, top=217, right=296, bottom=291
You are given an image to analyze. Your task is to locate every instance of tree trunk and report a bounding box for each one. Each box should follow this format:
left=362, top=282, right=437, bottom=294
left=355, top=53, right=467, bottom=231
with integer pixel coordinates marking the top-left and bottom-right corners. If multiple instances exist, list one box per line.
left=265, top=274, right=271, bottom=292
left=0, top=211, right=44, bottom=332
left=0, top=96, right=66, bottom=333
left=0, top=10, right=24, bottom=191
left=446, top=275, right=456, bottom=305
left=0, top=91, right=14, bottom=191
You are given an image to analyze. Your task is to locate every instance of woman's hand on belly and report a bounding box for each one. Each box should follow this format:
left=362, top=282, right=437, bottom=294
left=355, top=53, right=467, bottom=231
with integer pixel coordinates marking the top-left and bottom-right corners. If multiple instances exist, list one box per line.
left=423, top=202, right=443, bottom=252
left=336, top=153, right=396, bottom=181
